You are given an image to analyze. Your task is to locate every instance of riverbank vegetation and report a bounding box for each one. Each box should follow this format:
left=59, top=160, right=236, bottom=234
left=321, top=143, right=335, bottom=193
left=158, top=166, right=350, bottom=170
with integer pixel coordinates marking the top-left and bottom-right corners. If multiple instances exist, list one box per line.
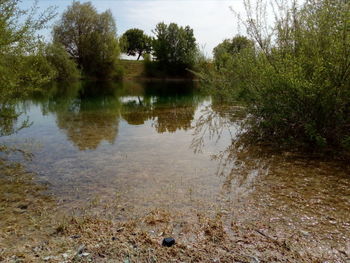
left=201, top=0, right=350, bottom=151
left=0, top=0, right=56, bottom=138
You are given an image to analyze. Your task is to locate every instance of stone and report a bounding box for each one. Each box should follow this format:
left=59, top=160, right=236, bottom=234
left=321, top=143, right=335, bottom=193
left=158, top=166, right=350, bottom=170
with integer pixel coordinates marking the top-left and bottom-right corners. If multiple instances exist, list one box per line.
left=18, top=204, right=28, bottom=210
left=162, top=237, right=175, bottom=247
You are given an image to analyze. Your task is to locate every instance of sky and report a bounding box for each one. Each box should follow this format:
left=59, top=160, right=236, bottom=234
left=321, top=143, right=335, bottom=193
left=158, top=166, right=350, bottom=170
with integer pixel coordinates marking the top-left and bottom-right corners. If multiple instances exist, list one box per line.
left=20, top=0, right=247, bottom=57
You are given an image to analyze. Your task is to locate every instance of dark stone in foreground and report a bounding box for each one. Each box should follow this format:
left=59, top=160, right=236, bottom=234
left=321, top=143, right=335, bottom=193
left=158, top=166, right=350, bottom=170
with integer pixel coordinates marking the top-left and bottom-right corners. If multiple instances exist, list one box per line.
left=18, top=204, right=28, bottom=210
left=162, top=237, right=175, bottom=247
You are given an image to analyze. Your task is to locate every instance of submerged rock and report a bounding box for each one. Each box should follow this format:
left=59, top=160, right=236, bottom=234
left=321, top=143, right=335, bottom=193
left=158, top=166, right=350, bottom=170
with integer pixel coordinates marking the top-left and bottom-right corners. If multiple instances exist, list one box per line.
left=162, top=237, right=175, bottom=247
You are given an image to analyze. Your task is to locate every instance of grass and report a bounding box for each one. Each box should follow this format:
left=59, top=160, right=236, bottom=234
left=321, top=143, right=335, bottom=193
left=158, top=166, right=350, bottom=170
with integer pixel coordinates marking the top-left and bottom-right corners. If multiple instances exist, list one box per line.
left=119, top=60, right=145, bottom=80
left=119, top=59, right=197, bottom=80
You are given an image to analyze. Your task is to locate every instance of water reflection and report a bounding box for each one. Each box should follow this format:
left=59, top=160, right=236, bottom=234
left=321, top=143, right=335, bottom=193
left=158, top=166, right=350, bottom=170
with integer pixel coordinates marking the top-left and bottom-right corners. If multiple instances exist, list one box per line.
left=31, top=80, right=204, bottom=150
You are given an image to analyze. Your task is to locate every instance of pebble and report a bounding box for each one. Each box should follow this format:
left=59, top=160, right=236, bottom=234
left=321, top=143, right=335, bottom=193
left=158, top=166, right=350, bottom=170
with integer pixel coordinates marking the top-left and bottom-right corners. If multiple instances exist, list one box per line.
left=18, top=204, right=28, bottom=210
left=77, top=245, right=85, bottom=254
left=250, top=256, right=260, bottom=263
left=162, top=237, right=175, bottom=247
left=300, top=230, right=310, bottom=237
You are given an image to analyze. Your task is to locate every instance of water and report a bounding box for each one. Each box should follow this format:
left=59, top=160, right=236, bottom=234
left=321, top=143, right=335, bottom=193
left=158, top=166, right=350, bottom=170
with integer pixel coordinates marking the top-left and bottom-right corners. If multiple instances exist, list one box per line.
left=1, top=80, right=349, bottom=261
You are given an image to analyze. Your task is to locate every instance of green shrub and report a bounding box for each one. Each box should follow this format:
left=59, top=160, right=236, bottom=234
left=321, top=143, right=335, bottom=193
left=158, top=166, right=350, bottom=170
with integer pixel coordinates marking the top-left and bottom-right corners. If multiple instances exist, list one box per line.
left=204, top=0, right=350, bottom=150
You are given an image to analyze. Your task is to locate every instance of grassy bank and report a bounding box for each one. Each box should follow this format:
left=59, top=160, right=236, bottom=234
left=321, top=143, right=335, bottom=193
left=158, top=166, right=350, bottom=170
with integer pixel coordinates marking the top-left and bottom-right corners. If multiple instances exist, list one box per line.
left=120, top=59, right=196, bottom=81
left=119, top=60, right=145, bottom=80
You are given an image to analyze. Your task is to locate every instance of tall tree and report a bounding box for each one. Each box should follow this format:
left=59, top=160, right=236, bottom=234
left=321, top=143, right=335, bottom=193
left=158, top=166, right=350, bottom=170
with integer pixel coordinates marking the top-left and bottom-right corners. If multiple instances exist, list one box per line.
left=152, top=22, right=198, bottom=74
left=53, top=1, right=121, bottom=79
left=121, top=28, right=152, bottom=60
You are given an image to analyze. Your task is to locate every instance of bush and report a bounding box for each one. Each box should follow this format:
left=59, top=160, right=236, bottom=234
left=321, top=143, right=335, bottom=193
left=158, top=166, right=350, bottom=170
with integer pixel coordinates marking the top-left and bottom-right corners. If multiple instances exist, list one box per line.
left=204, top=0, right=350, bottom=150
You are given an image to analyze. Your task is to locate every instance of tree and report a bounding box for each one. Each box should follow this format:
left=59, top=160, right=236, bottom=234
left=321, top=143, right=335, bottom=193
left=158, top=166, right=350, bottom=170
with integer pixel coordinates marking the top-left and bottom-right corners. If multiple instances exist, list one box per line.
left=53, top=1, right=121, bottom=79
left=213, top=36, right=254, bottom=68
left=0, top=0, right=56, bottom=138
left=152, top=22, right=198, bottom=75
left=121, top=28, right=152, bottom=60
left=45, top=43, right=80, bottom=81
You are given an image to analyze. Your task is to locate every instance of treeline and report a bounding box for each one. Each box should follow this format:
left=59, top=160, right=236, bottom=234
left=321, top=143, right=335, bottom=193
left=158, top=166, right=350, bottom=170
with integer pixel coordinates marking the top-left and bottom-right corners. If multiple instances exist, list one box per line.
left=121, top=24, right=199, bottom=77
left=202, top=0, right=350, bottom=151
left=47, top=1, right=200, bottom=80
left=1, top=0, right=200, bottom=85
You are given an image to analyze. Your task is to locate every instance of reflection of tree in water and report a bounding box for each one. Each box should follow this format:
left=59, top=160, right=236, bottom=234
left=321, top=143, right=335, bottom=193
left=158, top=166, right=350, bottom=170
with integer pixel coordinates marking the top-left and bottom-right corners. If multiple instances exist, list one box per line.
left=57, top=110, right=119, bottom=150
left=33, top=80, right=205, bottom=149
left=0, top=105, right=30, bottom=137
left=191, top=104, right=264, bottom=196
left=121, top=81, right=203, bottom=133
left=153, top=105, right=195, bottom=133
left=43, top=81, right=121, bottom=150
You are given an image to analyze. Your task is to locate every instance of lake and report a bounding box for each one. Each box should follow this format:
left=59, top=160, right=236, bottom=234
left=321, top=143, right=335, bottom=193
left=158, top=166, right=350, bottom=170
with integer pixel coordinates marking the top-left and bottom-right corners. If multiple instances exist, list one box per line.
left=0, top=80, right=349, bottom=261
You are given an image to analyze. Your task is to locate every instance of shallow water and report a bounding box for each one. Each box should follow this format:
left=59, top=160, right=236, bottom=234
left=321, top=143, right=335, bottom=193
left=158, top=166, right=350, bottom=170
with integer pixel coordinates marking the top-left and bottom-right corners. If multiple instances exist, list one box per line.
left=1, top=80, right=349, bottom=261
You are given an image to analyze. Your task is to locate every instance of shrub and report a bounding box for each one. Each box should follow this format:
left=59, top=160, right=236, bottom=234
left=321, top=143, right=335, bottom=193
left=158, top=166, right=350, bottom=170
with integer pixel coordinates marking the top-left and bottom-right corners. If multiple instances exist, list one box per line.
left=204, top=0, right=350, bottom=150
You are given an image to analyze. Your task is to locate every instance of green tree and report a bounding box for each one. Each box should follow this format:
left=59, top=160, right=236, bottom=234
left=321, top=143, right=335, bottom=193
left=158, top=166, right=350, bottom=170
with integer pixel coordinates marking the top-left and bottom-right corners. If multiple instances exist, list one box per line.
left=152, top=22, right=198, bottom=75
left=121, top=28, right=152, bottom=60
left=0, top=0, right=56, bottom=137
left=45, top=43, right=80, bottom=81
left=213, top=36, right=254, bottom=69
left=53, top=1, right=121, bottom=79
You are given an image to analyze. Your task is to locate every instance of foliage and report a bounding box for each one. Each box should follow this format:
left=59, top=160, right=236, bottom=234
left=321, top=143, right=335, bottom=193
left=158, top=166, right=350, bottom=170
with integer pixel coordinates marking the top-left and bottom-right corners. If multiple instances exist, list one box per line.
left=45, top=43, right=80, bottom=81
left=120, top=28, right=152, bottom=60
left=203, top=0, right=350, bottom=150
left=53, top=1, right=121, bottom=79
left=213, top=36, right=254, bottom=69
left=150, top=22, right=198, bottom=76
left=0, top=0, right=56, bottom=137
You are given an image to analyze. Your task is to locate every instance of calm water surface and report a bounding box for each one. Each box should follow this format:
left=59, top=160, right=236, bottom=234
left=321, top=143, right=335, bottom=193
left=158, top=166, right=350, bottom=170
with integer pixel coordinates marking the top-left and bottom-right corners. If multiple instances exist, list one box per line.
left=1, top=80, right=349, bottom=260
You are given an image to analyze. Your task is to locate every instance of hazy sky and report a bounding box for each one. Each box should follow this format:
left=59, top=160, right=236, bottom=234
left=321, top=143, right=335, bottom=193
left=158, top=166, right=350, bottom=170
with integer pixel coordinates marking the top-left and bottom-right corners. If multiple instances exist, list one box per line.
left=20, top=0, right=246, bottom=57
